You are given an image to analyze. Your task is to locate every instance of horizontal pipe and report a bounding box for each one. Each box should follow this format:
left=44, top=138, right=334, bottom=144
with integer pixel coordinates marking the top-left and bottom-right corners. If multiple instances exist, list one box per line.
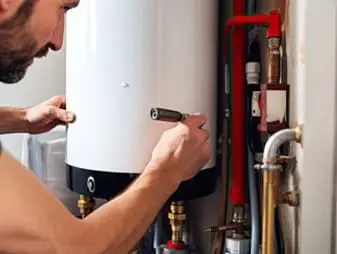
left=225, top=11, right=281, bottom=38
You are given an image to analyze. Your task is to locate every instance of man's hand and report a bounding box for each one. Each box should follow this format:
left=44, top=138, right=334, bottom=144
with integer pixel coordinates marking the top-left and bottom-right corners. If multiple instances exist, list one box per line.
left=25, top=95, right=75, bottom=134
left=148, top=114, right=211, bottom=185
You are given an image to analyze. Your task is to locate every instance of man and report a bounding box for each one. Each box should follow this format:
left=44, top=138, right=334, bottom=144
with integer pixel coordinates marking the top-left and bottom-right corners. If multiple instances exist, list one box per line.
left=0, top=0, right=211, bottom=253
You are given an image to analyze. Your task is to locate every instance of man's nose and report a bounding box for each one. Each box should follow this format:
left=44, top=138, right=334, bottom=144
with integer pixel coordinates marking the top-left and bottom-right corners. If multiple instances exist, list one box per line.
left=49, top=16, right=65, bottom=51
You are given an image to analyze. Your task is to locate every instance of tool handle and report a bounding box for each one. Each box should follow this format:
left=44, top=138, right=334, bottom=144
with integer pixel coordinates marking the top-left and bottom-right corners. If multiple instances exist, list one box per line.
left=150, top=107, right=185, bottom=122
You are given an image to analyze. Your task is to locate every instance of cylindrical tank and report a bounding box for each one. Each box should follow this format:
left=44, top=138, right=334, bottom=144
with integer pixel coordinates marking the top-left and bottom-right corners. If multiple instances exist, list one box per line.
left=65, top=0, right=219, bottom=201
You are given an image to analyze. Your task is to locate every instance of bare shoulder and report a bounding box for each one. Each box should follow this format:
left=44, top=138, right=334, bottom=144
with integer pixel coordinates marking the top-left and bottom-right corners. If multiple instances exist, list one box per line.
left=0, top=149, right=80, bottom=254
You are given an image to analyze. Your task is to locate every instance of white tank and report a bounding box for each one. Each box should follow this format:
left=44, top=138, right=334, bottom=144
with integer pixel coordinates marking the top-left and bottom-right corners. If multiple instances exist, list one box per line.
left=65, top=0, right=218, bottom=174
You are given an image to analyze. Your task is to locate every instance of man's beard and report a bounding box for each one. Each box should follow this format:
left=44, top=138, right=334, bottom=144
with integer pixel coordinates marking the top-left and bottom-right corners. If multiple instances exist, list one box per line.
left=0, top=60, right=29, bottom=84
left=0, top=0, right=39, bottom=84
left=0, top=41, right=50, bottom=84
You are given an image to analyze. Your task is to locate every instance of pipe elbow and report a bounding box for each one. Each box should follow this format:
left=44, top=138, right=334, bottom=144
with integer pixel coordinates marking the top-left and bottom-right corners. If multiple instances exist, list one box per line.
left=267, top=10, right=282, bottom=37
left=262, top=126, right=302, bottom=169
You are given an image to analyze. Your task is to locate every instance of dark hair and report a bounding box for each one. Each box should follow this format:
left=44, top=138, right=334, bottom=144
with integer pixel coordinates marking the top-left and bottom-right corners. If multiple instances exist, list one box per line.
left=0, top=0, right=36, bottom=29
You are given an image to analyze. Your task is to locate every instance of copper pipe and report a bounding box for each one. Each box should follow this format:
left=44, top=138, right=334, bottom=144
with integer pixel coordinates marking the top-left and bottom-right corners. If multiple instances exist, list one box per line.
left=213, top=120, right=229, bottom=254
left=262, top=170, right=277, bottom=254
left=267, top=37, right=281, bottom=84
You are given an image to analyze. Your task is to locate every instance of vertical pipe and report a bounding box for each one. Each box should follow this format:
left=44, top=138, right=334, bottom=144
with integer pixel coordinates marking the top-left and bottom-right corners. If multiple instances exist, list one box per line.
left=153, top=213, right=162, bottom=254
left=262, top=170, right=276, bottom=254
left=247, top=149, right=261, bottom=254
left=261, top=127, right=301, bottom=254
left=231, top=0, right=247, bottom=206
left=247, top=0, right=257, bottom=16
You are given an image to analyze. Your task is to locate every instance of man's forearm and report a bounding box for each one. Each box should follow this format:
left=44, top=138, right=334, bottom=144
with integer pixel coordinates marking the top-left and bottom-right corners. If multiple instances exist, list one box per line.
left=82, top=163, right=179, bottom=253
left=0, top=107, right=27, bottom=133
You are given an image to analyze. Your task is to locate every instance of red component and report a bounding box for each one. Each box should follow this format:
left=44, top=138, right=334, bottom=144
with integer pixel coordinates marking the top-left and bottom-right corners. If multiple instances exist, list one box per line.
left=223, top=10, right=282, bottom=205
left=225, top=10, right=282, bottom=38
left=230, top=0, right=246, bottom=205
left=167, top=241, right=187, bottom=250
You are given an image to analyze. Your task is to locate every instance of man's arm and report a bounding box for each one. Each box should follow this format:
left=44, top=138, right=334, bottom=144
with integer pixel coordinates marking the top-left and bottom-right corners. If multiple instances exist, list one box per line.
left=0, top=115, right=209, bottom=254
left=0, top=95, right=75, bottom=134
left=0, top=149, right=178, bottom=254
left=0, top=107, right=27, bottom=133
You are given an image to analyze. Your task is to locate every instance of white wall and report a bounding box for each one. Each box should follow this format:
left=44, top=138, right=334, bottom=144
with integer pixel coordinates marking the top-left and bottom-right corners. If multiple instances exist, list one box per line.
left=0, top=47, right=65, bottom=159
left=300, top=0, right=337, bottom=253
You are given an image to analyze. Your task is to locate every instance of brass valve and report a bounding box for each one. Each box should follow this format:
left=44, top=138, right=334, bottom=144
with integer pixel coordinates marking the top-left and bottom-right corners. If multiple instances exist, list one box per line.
left=168, top=201, right=186, bottom=243
left=77, top=195, right=95, bottom=218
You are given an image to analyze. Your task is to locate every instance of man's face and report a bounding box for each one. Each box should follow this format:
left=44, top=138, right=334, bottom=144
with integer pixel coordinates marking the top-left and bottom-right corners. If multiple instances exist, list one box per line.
left=0, top=0, right=79, bottom=84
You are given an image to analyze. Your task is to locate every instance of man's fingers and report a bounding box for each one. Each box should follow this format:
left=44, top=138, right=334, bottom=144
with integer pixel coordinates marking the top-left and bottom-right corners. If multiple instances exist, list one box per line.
left=199, top=129, right=210, bottom=141
left=48, top=107, right=75, bottom=123
left=45, top=95, right=66, bottom=107
left=183, top=114, right=207, bottom=128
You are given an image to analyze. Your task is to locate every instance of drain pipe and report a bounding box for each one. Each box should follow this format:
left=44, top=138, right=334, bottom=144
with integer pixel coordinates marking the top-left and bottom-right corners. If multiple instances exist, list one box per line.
left=261, top=125, right=302, bottom=254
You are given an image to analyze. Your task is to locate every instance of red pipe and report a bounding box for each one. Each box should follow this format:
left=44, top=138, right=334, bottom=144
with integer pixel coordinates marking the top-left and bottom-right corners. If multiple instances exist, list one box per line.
left=230, top=0, right=246, bottom=205
left=225, top=11, right=282, bottom=39
left=223, top=10, right=281, bottom=205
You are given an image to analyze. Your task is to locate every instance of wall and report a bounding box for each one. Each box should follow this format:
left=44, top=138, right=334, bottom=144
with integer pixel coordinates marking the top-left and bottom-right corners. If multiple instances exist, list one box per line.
left=300, top=0, right=337, bottom=253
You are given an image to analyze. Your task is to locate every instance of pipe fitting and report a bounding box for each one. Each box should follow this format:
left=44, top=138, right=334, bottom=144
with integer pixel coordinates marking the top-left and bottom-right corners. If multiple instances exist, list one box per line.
left=295, top=124, right=303, bottom=143
left=267, top=37, right=281, bottom=84
left=168, top=201, right=186, bottom=244
left=262, top=126, right=302, bottom=169
left=232, top=205, right=246, bottom=224
left=77, top=195, right=95, bottom=218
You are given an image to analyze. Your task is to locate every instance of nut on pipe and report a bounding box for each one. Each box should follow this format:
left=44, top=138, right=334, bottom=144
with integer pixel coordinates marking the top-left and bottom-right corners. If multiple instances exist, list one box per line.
left=295, top=124, right=303, bottom=143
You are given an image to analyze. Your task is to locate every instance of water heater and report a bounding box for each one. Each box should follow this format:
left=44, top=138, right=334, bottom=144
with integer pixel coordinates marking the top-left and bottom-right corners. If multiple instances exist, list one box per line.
left=65, top=0, right=219, bottom=201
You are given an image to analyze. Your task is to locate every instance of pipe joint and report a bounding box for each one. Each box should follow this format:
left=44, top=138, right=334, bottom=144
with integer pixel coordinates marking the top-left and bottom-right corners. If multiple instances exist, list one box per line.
left=260, top=164, right=283, bottom=171
left=295, top=124, right=303, bottom=143
left=262, top=126, right=302, bottom=170
left=267, top=37, right=280, bottom=49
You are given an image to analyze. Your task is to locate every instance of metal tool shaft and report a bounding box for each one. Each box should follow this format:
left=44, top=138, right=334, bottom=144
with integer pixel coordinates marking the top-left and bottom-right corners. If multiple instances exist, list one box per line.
left=150, top=107, right=186, bottom=122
